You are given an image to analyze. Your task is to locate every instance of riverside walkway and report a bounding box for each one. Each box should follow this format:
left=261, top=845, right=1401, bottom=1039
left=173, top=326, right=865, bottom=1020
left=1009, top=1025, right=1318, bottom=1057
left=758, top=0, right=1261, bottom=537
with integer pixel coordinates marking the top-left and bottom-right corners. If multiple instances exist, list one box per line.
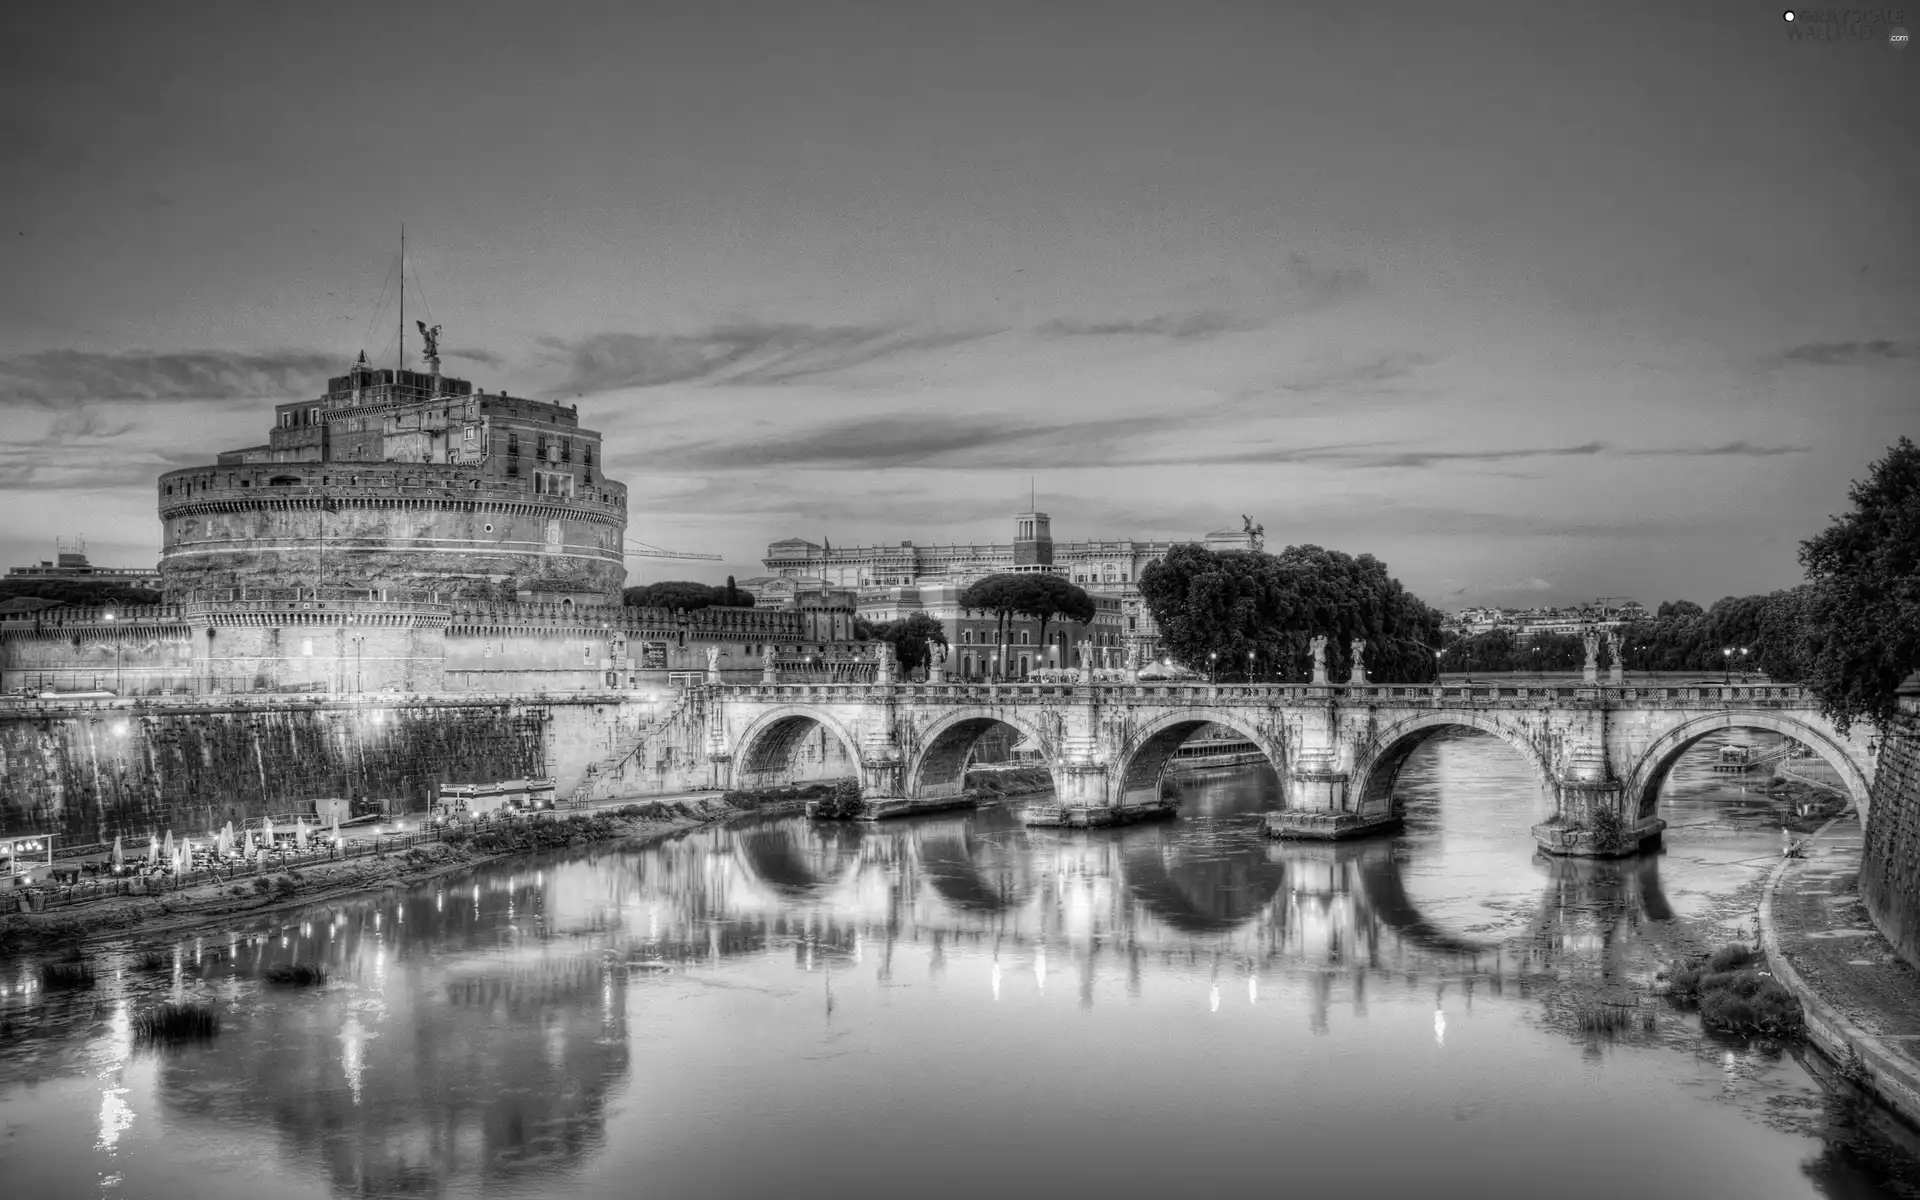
left=1764, top=814, right=1920, bottom=1128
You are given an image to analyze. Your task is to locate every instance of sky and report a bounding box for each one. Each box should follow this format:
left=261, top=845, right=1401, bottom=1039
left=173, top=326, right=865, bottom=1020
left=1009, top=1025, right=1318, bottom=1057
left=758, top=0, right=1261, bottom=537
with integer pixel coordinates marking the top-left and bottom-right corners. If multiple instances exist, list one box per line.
left=0, top=0, right=1914, bottom=608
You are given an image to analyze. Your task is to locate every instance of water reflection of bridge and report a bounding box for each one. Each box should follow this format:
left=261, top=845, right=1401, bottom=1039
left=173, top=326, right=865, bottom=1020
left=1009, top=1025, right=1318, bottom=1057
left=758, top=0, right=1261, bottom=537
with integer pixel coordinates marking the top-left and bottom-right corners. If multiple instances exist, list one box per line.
left=573, top=810, right=1694, bottom=987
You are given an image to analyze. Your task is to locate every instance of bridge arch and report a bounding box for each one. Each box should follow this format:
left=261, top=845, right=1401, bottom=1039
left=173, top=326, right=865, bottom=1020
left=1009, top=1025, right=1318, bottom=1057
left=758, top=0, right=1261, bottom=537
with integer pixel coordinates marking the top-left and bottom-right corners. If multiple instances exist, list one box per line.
left=730, top=705, right=863, bottom=792
left=1348, top=712, right=1555, bottom=818
left=908, top=708, right=1053, bottom=799
left=1113, top=709, right=1284, bottom=809
left=1628, top=710, right=1871, bottom=820
left=729, top=819, right=868, bottom=900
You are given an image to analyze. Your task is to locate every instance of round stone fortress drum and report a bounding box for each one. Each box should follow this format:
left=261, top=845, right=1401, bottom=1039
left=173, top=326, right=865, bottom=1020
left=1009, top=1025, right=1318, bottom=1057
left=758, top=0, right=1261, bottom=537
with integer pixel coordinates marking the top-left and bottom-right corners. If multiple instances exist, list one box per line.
left=157, top=352, right=626, bottom=604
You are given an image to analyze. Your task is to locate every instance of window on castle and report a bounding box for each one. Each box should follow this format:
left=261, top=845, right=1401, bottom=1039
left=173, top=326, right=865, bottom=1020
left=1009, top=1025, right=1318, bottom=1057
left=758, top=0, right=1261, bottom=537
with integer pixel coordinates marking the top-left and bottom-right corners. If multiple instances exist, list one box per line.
left=536, top=435, right=548, bottom=460
left=560, top=439, right=571, bottom=463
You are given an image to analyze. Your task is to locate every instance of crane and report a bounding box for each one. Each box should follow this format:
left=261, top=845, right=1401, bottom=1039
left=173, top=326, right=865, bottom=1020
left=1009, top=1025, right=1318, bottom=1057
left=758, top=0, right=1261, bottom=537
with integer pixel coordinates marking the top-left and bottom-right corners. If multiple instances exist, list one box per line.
left=623, top=539, right=724, bottom=585
left=624, top=539, right=723, bottom=562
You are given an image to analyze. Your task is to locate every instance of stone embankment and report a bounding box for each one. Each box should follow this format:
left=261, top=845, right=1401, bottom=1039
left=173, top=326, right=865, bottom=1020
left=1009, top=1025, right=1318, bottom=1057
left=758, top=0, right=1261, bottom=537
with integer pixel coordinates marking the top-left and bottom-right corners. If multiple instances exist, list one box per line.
left=0, top=796, right=774, bottom=957
left=1761, top=813, right=1920, bottom=1129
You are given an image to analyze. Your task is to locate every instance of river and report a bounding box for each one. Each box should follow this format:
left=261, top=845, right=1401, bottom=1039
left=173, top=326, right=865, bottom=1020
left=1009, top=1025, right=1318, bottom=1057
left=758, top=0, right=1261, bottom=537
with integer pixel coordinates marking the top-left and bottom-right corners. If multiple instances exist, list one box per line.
left=3, top=730, right=1917, bottom=1199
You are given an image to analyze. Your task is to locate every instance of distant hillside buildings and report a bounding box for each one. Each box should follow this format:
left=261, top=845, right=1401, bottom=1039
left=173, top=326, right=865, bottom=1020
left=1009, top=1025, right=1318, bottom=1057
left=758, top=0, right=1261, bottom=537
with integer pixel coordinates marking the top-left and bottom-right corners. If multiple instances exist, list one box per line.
left=746, top=509, right=1265, bottom=678
left=1444, top=600, right=1650, bottom=640
left=5, top=539, right=160, bottom=591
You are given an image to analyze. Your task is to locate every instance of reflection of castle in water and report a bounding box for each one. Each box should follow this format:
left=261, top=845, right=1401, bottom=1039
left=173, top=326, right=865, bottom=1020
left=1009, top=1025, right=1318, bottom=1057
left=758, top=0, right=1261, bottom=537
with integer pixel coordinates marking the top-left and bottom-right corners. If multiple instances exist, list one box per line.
left=154, top=879, right=631, bottom=1197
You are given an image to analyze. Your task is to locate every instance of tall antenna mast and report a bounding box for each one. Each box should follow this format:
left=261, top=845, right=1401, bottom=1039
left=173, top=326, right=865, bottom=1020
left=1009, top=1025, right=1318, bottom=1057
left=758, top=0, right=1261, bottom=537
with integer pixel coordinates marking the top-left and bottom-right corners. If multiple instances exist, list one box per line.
left=398, top=224, right=405, bottom=372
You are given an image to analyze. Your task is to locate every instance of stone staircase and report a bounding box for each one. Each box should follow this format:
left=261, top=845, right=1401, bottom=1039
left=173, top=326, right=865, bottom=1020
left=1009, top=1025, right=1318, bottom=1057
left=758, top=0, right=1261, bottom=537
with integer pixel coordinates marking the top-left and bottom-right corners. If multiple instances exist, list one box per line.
left=565, top=688, right=704, bottom=805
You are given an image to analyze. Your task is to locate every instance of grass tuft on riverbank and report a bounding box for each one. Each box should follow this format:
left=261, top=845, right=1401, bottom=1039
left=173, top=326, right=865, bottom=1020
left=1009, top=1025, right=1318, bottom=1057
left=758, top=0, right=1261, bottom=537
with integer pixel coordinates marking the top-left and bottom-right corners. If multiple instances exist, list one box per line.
left=1574, top=999, right=1656, bottom=1034
left=965, top=766, right=1054, bottom=798
left=263, top=963, right=327, bottom=986
left=40, top=959, right=95, bottom=990
left=135, top=1002, right=218, bottom=1043
left=1661, top=943, right=1804, bottom=1037
left=721, top=781, right=849, bottom=809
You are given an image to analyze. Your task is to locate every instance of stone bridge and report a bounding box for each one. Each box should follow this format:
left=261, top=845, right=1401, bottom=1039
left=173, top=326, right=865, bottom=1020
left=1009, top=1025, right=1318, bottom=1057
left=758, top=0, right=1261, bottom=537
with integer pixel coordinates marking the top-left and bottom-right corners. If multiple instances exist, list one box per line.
left=696, top=679, right=1875, bottom=857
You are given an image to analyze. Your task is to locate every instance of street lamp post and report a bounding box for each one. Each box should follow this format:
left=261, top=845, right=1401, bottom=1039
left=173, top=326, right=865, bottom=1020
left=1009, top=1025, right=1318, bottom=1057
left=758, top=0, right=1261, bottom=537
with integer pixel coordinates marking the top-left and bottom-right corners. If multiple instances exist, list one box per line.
left=1248, top=649, right=1256, bottom=684
left=104, top=612, right=122, bottom=695
left=1209, top=651, right=1217, bottom=684
left=1722, top=647, right=1732, bottom=686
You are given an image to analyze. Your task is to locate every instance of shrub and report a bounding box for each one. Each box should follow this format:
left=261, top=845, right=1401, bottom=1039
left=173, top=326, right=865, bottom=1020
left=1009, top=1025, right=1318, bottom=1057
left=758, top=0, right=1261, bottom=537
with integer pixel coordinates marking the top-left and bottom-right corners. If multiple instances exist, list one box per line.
left=1698, top=969, right=1803, bottom=1036
left=252, top=876, right=273, bottom=894
left=272, top=875, right=297, bottom=896
left=1664, top=943, right=1803, bottom=1037
left=1666, top=961, right=1706, bottom=996
left=263, top=963, right=328, bottom=986
left=1708, top=943, right=1755, bottom=973
left=134, top=1002, right=218, bottom=1042
left=135, top=951, right=169, bottom=972
left=1589, top=804, right=1627, bottom=853
left=812, top=780, right=866, bottom=820
left=40, top=960, right=96, bottom=990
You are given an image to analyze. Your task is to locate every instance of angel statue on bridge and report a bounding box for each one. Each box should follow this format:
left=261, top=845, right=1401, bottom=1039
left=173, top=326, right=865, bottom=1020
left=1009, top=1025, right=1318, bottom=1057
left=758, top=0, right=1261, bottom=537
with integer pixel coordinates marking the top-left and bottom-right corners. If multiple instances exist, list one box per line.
left=415, top=321, right=441, bottom=360
left=706, top=646, right=721, bottom=673
left=1310, top=635, right=1328, bottom=672
left=1582, top=630, right=1601, bottom=671
left=762, top=643, right=777, bottom=670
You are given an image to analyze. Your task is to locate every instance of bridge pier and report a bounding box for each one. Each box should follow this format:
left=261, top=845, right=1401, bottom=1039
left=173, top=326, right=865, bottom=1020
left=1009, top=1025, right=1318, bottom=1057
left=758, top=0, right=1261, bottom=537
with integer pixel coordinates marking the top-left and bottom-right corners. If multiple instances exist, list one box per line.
left=1532, top=744, right=1665, bottom=858
left=1266, top=763, right=1403, bottom=840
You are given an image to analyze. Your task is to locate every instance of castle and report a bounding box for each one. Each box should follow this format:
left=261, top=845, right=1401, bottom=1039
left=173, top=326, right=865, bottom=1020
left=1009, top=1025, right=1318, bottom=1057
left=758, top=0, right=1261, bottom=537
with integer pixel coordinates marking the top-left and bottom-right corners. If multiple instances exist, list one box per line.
left=1, top=344, right=867, bottom=697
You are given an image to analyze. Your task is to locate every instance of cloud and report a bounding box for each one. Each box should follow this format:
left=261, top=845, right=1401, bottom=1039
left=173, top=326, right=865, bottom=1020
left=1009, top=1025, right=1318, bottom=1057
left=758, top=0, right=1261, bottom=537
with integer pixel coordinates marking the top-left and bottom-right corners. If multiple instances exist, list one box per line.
left=1769, top=340, right=1920, bottom=367
left=1033, top=310, right=1250, bottom=340
left=655, top=410, right=1187, bottom=471
left=1268, top=350, right=1440, bottom=395
left=537, top=321, right=1002, bottom=394
left=446, top=347, right=505, bottom=368
left=0, top=348, right=338, bottom=405
left=1624, top=441, right=1807, bottom=458
left=1206, top=440, right=1806, bottom=470
left=1495, top=578, right=1555, bottom=592
left=1282, top=253, right=1370, bottom=308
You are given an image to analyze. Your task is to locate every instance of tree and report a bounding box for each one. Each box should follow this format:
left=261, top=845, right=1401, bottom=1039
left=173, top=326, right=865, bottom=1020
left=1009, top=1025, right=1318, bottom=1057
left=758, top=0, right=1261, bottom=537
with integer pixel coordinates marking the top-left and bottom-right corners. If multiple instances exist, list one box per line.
left=959, top=574, right=1046, bottom=680
left=622, top=581, right=748, bottom=611
left=1751, top=586, right=1814, bottom=683
left=1023, top=574, right=1096, bottom=666
left=725, top=575, right=739, bottom=606
left=1796, top=437, right=1920, bottom=732
left=0, top=580, right=164, bottom=608
left=868, top=612, right=949, bottom=677
left=1138, top=543, right=1443, bottom=683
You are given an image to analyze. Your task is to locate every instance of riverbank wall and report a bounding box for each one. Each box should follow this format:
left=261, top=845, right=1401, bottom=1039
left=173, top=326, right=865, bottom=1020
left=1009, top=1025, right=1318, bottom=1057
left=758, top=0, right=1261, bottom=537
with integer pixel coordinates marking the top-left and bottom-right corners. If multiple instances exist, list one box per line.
left=0, top=692, right=718, bottom=846
left=1761, top=814, right=1920, bottom=1131
left=1863, top=675, right=1920, bottom=969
